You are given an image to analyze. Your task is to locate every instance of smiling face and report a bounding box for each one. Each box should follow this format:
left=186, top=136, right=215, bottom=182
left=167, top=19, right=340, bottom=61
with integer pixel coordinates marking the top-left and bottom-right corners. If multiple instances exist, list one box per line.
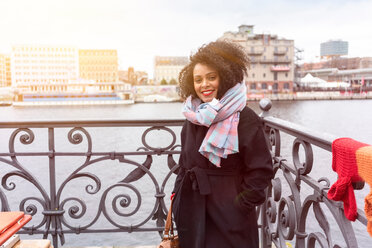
left=193, top=63, right=220, bottom=102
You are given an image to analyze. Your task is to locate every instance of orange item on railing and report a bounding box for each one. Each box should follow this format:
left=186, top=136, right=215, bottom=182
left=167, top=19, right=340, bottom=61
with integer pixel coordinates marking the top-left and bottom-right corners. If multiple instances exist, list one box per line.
left=0, top=212, right=32, bottom=245
left=327, top=138, right=368, bottom=221
left=356, top=146, right=372, bottom=237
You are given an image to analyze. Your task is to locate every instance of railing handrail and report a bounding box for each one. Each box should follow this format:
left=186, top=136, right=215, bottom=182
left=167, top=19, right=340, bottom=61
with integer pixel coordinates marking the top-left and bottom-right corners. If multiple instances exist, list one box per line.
left=0, top=115, right=338, bottom=151
left=0, top=119, right=185, bottom=128
left=262, top=115, right=337, bottom=151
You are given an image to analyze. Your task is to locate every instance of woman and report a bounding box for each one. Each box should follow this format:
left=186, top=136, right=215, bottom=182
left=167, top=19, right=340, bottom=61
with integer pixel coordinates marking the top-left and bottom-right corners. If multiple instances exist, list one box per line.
left=172, top=40, right=274, bottom=248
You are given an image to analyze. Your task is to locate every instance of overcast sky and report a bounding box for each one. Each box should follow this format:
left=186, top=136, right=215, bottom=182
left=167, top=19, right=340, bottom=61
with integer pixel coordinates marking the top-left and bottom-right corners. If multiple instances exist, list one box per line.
left=1, top=0, right=371, bottom=78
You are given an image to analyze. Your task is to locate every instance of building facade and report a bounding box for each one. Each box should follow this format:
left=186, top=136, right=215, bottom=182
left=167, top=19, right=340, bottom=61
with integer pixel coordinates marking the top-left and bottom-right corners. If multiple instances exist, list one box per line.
left=320, top=40, right=348, bottom=59
left=79, top=49, right=118, bottom=83
left=11, top=45, right=79, bottom=86
left=299, top=57, right=372, bottom=86
left=0, top=54, right=6, bottom=87
left=0, top=54, right=11, bottom=87
left=221, top=25, right=295, bottom=93
left=301, top=57, right=372, bottom=72
left=118, top=68, right=148, bottom=85
left=154, top=56, right=188, bottom=84
left=5, top=55, right=11, bottom=87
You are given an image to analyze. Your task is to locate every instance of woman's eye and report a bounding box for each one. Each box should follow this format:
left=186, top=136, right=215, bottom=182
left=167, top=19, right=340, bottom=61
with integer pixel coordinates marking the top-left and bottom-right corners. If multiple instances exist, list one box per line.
left=208, top=76, right=216, bottom=81
left=194, top=79, right=202, bottom=83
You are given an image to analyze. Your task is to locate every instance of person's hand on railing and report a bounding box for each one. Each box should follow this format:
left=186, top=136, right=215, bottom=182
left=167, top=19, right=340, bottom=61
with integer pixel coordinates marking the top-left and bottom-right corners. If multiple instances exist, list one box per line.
left=170, top=193, right=175, bottom=200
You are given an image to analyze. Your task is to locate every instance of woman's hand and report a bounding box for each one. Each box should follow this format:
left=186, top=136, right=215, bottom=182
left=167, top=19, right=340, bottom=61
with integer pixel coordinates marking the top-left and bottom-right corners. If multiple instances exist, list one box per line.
left=170, top=193, right=175, bottom=200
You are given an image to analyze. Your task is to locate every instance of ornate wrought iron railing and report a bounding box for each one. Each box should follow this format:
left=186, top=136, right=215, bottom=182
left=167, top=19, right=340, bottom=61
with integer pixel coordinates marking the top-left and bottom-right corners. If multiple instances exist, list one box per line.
left=0, top=119, right=184, bottom=247
left=258, top=99, right=368, bottom=248
left=0, top=99, right=369, bottom=248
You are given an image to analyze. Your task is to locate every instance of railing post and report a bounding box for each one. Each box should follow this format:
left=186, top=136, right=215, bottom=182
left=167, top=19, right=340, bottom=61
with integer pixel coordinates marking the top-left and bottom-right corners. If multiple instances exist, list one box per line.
left=259, top=98, right=272, bottom=118
left=47, top=127, right=58, bottom=247
left=259, top=98, right=274, bottom=248
left=259, top=98, right=274, bottom=154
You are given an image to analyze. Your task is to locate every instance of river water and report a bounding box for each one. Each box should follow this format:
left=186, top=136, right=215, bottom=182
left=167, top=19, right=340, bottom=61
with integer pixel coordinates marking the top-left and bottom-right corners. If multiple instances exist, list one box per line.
left=0, top=100, right=371, bottom=247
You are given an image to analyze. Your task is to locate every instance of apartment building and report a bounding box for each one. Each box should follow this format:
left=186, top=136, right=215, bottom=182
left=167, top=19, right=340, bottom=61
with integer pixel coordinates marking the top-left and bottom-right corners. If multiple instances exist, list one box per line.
left=79, top=49, right=118, bottom=83
left=11, top=45, right=79, bottom=86
left=154, top=56, right=188, bottom=84
left=221, top=25, right=294, bottom=93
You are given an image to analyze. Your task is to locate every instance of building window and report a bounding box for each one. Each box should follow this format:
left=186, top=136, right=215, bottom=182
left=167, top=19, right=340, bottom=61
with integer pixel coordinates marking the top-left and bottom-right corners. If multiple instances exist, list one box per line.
left=284, top=83, right=290, bottom=89
left=273, top=83, right=278, bottom=90
left=285, top=73, right=288, bottom=77
left=263, top=73, right=266, bottom=78
left=252, top=73, right=255, bottom=78
left=262, top=83, right=267, bottom=89
left=250, top=83, right=256, bottom=90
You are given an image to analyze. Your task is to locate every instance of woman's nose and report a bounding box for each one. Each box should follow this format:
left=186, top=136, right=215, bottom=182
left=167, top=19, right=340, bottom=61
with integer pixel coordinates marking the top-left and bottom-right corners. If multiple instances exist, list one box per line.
left=201, top=79, right=208, bottom=87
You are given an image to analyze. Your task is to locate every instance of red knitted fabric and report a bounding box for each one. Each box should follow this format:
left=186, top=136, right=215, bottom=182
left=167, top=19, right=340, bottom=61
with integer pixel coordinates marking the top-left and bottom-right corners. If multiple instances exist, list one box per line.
left=327, top=137, right=368, bottom=221
left=356, top=146, right=372, bottom=236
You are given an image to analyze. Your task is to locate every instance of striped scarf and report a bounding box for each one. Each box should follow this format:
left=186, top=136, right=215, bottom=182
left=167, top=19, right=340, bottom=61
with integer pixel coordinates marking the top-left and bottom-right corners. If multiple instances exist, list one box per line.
left=182, top=82, right=247, bottom=167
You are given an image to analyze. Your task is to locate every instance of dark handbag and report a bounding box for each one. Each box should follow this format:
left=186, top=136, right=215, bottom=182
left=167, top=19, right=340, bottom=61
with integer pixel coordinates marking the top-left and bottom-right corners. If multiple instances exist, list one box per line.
left=157, top=199, right=179, bottom=248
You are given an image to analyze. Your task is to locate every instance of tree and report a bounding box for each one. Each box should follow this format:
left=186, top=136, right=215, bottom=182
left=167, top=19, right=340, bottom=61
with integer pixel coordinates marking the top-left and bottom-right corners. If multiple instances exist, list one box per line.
left=169, top=78, right=177, bottom=85
left=160, top=79, right=168, bottom=85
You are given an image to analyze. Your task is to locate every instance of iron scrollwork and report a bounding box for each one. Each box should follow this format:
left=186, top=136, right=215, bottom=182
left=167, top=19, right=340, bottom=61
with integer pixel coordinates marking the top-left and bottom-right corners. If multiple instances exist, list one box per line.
left=0, top=122, right=182, bottom=248
left=259, top=99, right=365, bottom=248
left=261, top=129, right=361, bottom=247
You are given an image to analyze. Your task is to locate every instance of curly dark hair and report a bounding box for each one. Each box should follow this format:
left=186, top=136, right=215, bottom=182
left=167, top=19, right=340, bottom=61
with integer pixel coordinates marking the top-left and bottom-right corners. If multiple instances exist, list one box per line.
left=178, top=40, right=250, bottom=99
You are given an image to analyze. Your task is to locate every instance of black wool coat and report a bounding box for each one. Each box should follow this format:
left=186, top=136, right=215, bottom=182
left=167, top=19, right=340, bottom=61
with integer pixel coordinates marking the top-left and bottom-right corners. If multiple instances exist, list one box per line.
left=172, top=106, right=274, bottom=248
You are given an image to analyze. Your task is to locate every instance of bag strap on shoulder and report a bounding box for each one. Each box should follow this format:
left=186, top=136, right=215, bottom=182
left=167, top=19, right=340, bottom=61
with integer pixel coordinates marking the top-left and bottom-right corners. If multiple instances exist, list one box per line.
left=163, top=199, right=174, bottom=236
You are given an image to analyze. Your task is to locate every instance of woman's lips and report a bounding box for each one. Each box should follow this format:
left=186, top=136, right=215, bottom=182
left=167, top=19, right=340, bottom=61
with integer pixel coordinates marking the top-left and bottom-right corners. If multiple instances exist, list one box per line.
left=202, top=90, right=213, bottom=96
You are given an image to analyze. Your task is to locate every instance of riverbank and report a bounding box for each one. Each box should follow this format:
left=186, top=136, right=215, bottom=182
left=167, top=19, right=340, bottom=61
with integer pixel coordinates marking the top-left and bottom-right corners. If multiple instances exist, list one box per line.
left=3, top=92, right=372, bottom=106
left=11, top=99, right=135, bottom=106
left=247, top=91, right=372, bottom=101
left=135, top=92, right=372, bottom=103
